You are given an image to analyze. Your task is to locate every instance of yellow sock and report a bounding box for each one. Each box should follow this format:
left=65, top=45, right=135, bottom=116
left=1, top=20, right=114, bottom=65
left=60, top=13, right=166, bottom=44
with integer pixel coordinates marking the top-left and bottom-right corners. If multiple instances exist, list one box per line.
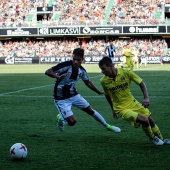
left=142, top=126, right=154, bottom=138
left=151, top=124, right=163, bottom=140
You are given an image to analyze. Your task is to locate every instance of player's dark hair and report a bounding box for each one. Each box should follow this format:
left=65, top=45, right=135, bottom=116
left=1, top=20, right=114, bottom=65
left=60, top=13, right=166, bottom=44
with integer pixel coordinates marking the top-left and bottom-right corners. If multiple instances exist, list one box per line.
left=99, top=57, right=112, bottom=67
left=73, top=48, right=84, bottom=57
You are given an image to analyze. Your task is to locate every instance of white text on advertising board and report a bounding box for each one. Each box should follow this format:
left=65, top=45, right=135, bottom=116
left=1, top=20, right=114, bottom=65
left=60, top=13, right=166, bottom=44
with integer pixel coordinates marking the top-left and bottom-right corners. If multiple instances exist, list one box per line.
left=7, top=29, right=30, bottom=35
left=129, top=26, right=159, bottom=33
left=49, top=28, right=79, bottom=34
left=82, top=27, right=120, bottom=34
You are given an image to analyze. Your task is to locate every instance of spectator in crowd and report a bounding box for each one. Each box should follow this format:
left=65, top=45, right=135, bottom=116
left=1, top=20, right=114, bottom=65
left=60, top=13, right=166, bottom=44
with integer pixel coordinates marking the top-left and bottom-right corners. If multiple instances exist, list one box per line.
left=0, top=38, right=168, bottom=61
left=0, top=0, right=168, bottom=27
left=157, top=47, right=164, bottom=65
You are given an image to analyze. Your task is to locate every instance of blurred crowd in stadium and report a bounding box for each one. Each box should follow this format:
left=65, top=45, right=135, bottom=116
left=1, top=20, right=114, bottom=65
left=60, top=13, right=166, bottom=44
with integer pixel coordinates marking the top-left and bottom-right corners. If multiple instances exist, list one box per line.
left=0, top=0, right=169, bottom=27
left=0, top=38, right=169, bottom=58
left=0, top=0, right=170, bottom=58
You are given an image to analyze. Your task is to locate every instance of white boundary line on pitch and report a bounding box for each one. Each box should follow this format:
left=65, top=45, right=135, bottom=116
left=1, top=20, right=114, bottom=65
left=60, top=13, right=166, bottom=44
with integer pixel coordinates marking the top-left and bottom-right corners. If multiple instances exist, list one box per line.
left=1, top=94, right=170, bottom=99
left=0, top=84, right=53, bottom=96
left=0, top=75, right=102, bottom=96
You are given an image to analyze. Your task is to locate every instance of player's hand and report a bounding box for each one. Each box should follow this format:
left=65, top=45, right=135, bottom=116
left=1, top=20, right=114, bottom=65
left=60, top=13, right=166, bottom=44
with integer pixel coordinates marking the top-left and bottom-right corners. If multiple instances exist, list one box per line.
left=142, top=98, right=150, bottom=108
left=59, top=73, right=69, bottom=79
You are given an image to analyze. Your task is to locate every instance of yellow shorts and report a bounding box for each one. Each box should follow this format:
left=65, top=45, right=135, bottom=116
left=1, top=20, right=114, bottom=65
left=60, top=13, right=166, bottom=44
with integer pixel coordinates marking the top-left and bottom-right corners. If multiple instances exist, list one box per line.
left=118, top=100, right=151, bottom=127
left=125, top=57, right=134, bottom=70
left=126, top=57, right=133, bottom=65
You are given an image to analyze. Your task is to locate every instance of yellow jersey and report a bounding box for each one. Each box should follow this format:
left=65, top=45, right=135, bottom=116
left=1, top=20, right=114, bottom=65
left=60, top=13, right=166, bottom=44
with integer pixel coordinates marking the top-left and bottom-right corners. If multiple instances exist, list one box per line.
left=100, top=68, right=142, bottom=113
left=123, top=49, right=132, bottom=57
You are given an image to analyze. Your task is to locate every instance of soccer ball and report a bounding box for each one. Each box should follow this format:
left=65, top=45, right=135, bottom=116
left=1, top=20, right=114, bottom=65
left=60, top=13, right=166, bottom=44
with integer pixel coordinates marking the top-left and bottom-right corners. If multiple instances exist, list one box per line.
left=10, top=143, right=28, bottom=159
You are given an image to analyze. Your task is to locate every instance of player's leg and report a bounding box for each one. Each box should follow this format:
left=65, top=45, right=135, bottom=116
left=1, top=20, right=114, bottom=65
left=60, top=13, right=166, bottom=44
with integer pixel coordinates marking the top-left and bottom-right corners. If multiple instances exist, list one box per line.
left=144, top=58, right=147, bottom=67
left=148, top=117, right=170, bottom=144
left=73, top=94, right=121, bottom=133
left=120, top=109, right=150, bottom=130
left=130, top=58, right=134, bottom=70
left=82, top=106, right=121, bottom=133
left=133, top=59, right=137, bottom=69
left=136, top=59, right=139, bottom=69
left=126, top=57, right=130, bottom=69
left=140, top=58, right=143, bottom=68
left=148, top=117, right=163, bottom=140
left=120, top=108, right=163, bottom=145
left=111, top=57, right=114, bottom=64
left=136, top=114, right=154, bottom=138
left=54, top=99, right=76, bottom=131
left=133, top=103, right=162, bottom=139
left=136, top=114, right=163, bottom=145
left=132, top=102, right=164, bottom=145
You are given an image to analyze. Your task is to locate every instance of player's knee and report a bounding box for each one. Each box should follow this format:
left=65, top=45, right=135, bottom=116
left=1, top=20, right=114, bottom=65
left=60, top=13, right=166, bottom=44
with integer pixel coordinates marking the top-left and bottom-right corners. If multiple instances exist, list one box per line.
left=81, top=106, right=94, bottom=115
left=137, top=114, right=149, bottom=126
left=140, top=117, right=150, bottom=127
left=148, top=117, right=155, bottom=127
left=66, top=116, right=76, bottom=126
left=68, top=119, right=76, bottom=126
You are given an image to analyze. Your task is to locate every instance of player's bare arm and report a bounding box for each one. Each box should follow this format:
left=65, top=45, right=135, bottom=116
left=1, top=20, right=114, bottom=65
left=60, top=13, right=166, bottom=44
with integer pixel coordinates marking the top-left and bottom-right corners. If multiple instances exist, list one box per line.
left=139, top=81, right=150, bottom=108
left=45, top=68, right=68, bottom=79
left=105, top=94, right=117, bottom=119
left=83, top=79, right=103, bottom=95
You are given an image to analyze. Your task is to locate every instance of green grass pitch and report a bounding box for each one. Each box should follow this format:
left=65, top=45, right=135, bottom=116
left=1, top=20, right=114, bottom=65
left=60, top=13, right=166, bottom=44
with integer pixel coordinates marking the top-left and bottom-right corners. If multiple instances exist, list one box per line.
left=0, top=64, right=170, bottom=170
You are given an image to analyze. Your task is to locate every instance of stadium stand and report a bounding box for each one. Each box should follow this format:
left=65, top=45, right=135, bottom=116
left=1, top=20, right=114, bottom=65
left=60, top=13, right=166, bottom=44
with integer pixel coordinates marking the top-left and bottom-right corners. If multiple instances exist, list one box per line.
left=0, top=38, right=168, bottom=58
left=102, top=0, right=115, bottom=26
left=0, top=0, right=170, bottom=27
left=0, top=0, right=170, bottom=60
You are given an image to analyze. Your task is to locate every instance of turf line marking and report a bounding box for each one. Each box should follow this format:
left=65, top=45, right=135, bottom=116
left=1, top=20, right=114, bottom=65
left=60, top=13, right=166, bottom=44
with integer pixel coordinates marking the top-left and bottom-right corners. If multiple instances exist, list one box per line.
left=0, top=84, right=53, bottom=96
left=0, top=75, right=102, bottom=96
left=1, top=94, right=170, bottom=99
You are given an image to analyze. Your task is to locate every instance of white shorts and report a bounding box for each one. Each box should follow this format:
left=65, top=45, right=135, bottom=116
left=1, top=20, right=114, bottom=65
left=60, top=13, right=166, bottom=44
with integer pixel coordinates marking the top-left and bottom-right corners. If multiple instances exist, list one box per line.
left=54, top=94, right=90, bottom=119
left=110, top=57, right=114, bottom=63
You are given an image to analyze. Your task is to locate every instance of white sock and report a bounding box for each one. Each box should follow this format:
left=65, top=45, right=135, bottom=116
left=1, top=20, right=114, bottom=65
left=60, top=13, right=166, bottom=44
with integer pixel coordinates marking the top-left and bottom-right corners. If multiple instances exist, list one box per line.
left=92, top=110, right=108, bottom=127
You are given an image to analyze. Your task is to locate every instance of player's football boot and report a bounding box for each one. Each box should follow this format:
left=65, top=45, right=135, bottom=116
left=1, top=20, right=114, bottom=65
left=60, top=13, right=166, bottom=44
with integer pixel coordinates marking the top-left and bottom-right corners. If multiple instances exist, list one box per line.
left=149, top=136, right=164, bottom=145
left=57, top=114, right=64, bottom=131
left=106, top=125, right=121, bottom=133
left=163, top=139, right=170, bottom=145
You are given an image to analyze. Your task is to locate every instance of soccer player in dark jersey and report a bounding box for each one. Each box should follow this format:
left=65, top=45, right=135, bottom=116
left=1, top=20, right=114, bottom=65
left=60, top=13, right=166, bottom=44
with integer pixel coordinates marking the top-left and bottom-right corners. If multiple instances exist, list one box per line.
left=45, top=48, right=121, bottom=133
left=98, top=57, right=170, bottom=145
left=104, top=40, right=116, bottom=63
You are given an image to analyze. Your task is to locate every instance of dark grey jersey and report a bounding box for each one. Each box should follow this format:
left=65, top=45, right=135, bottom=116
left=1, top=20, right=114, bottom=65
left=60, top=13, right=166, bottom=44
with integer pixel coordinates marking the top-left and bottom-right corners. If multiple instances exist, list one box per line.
left=52, top=60, right=89, bottom=100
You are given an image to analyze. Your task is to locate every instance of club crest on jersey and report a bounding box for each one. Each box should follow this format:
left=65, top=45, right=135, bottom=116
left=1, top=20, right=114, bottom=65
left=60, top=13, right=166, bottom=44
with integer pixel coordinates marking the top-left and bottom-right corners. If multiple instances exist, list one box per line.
left=120, top=76, right=125, bottom=82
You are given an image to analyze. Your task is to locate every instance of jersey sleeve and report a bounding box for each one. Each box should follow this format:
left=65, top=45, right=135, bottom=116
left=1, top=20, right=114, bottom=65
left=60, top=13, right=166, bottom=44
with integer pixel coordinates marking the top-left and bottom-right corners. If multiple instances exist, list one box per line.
left=100, top=77, right=109, bottom=95
left=127, top=70, right=142, bottom=85
left=81, top=69, right=89, bottom=81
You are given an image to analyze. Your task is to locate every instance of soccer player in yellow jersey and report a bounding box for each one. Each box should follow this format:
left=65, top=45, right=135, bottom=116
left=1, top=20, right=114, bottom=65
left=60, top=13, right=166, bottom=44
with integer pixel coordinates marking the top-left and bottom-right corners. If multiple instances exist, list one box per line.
left=98, top=57, right=170, bottom=145
left=122, top=44, right=134, bottom=71
left=132, top=47, right=139, bottom=69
